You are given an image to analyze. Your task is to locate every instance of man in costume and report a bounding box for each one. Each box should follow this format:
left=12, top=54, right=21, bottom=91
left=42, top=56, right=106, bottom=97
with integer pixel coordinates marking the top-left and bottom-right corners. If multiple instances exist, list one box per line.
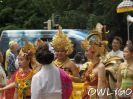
left=52, top=26, right=81, bottom=83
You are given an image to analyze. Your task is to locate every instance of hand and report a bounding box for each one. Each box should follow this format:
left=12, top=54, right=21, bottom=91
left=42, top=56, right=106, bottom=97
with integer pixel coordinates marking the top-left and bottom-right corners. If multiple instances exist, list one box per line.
left=68, top=74, right=73, bottom=80
left=0, top=88, right=4, bottom=92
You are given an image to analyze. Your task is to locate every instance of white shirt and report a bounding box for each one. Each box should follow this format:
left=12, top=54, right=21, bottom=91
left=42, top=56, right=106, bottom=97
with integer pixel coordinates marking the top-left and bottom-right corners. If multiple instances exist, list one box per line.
left=31, top=63, right=62, bottom=99
left=15, top=58, right=19, bottom=69
left=107, top=50, right=124, bottom=59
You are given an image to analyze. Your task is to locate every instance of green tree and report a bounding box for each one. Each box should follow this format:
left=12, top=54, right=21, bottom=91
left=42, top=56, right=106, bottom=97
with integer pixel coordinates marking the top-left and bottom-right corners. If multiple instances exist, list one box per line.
left=0, top=0, right=133, bottom=43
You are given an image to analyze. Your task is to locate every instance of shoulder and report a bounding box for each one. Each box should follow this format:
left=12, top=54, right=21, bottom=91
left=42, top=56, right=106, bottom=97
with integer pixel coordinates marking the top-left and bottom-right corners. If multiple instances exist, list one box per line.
left=97, top=62, right=105, bottom=70
left=32, top=70, right=42, bottom=81
left=106, top=51, right=112, bottom=58
left=119, top=50, right=123, bottom=53
left=118, top=50, right=123, bottom=56
left=108, top=50, right=113, bottom=54
left=66, top=59, right=76, bottom=67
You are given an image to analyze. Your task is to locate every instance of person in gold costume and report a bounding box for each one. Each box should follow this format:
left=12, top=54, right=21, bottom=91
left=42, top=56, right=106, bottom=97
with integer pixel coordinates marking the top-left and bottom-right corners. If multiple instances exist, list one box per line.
left=0, top=40, right=36, bottom=99
left=52, top=26, right=81, bottom=83
left=117, top=44, right=133, bottom=99
left=81, top=29, right=109, bottom=99
left=81, top=23, right=124, bottom=99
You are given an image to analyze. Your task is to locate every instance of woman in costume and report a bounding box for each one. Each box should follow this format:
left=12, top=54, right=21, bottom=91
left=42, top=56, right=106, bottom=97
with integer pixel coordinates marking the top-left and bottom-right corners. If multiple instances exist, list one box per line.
left=117, top=44, right=133, bottom=99
left=81, top=23, right=123, bottom=99
left=51, top=26, right=81, bottom=83
left=0, top=41, right=36, bottom=99
left=81, top=31, right=108, bottom=99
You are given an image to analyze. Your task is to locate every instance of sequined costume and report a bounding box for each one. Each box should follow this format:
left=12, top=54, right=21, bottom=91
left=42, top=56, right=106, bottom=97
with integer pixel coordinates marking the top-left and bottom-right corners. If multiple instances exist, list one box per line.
left=15, top=39, right=36, bottom=99
left=15, top=69, right=34, bottom=99
left=80, top=23, right=116, bottom=99
left=52, top=26, right=83, bottom=99
left=82, top=62, right=99, bottom=99
left=118, top=62, right=133, bottom=99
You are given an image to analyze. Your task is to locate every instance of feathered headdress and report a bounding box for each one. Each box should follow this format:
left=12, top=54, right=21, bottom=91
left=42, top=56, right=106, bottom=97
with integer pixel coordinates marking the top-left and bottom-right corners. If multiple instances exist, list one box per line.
left=51, top=26, right=73, bottom=55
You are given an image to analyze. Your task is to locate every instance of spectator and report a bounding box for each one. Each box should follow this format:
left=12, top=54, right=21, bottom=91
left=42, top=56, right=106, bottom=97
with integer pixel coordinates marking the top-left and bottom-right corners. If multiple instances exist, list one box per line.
left=107, top=36, right=123, bottom=59
left=74, top=52, right=83, bottom=71
left=5, top=41, right=18, bottom=78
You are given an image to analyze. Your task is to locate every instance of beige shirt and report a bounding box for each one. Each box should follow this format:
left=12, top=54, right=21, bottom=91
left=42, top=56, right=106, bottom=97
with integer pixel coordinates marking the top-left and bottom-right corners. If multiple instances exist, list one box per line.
left=107, top=50, right=123, bottom=59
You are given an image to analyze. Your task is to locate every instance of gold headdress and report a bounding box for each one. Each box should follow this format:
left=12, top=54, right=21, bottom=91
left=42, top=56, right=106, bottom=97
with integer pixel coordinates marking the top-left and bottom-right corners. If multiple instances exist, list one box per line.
left=81, top=23, right=108, bottom=56
left=81, top=23, right=123, bottom=66
left=51, top=26, right=73, bottom=55
left=19, top=39, right=36, bottom=60
left=80, top=39, right=90, bottom=51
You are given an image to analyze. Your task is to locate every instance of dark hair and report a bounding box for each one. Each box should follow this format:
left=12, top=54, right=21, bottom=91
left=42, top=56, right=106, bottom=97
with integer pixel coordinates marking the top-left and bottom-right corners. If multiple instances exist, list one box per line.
left=125, top=44, right=133, bottom=52
left=113, top=36, right=123, bottom=45
left=74, top=53, right=82, bottom=63
left=36, top=44, right=54, bottom=65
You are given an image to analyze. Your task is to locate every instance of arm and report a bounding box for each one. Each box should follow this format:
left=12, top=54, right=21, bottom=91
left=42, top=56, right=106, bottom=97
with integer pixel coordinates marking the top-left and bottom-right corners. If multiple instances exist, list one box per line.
left=69, top=62, right=81, bottom=83
left=97, top=63, right=108, bottom=99
left=0, top=82, right=15, bottom=92
left=116, top=65, right=122, bottom=89
left=115, top=64, right=122, bottom=99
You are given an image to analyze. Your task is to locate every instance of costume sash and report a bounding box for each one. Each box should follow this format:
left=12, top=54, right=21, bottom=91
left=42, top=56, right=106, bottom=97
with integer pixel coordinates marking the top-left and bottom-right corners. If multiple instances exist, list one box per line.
left=59, top=69, right=73, bottom=99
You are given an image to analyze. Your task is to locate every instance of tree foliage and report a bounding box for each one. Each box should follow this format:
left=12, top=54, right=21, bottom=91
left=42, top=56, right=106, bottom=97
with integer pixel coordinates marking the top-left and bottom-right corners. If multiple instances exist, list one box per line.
left=0, top=0, right=133, bottom=42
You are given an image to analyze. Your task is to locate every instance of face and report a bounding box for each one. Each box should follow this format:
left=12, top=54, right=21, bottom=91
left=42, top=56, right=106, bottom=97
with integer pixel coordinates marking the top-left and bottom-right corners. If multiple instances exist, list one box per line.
left=12, top=43, right=19, bottom=52
left=18, top=56, right=30, bottom=68
left=112, top=39, right=121, bottom=51
left=123, top=47, right=133, bottom=60
left=85, top=47, right=95, bottom=60
left=55, top=50, right=67, bottom=60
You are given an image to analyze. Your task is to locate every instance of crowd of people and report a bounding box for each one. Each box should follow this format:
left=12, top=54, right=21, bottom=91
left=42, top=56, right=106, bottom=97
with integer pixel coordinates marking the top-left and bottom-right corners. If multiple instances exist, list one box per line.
left=0, top=24, right=132, bottom=99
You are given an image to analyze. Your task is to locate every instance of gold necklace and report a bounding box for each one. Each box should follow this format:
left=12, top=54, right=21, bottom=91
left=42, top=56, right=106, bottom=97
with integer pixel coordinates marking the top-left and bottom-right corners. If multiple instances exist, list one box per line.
left=54, top=58, right=69, bottom=68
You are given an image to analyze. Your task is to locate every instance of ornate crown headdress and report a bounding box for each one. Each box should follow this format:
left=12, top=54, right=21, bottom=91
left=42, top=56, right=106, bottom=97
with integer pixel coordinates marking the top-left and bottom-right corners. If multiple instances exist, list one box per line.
left=81, top=23, right=108, bottom=56
left=51, top=26, right=73, bottom=55
left=19, top=38, right=36, bottom=60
